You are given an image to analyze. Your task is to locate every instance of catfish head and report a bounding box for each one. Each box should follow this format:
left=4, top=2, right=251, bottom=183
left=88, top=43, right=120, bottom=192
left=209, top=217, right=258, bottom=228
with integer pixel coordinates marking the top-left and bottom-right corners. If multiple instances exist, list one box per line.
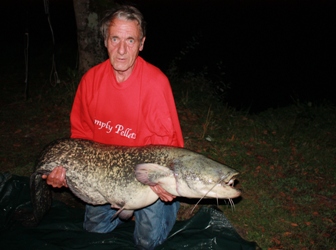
left=135, top=148, right=241, bottom=200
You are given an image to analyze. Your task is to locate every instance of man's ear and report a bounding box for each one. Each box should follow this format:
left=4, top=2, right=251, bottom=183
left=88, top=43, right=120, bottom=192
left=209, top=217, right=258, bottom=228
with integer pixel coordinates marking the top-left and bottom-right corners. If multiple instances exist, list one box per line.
left=139, top=37, right=146, bottom=51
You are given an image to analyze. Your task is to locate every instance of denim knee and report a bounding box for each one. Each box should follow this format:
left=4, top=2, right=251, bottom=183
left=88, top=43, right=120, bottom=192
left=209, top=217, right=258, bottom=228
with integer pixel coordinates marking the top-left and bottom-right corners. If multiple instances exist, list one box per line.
left=133, top=200, right=180, bottom=250
left=83, top=204, right=123, bottom=233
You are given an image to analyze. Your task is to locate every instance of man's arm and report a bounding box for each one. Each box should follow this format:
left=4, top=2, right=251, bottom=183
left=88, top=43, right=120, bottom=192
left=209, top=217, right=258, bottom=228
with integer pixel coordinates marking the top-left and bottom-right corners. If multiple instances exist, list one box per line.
left=70, top=77, right=94, bottom=140
left=44, top=75, right=91, bottom=189
left=150, top=185, right=176, bottom=202
left=42, top=166, right=68, bottom=188
left=42, top=167, right=174, bottom=202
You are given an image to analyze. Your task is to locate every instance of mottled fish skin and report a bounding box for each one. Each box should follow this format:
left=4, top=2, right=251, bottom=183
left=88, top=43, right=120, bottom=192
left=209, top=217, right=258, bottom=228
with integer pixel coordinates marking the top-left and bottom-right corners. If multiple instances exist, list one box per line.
left=27, top=138, right=240, bottom=226
left=36, top=139, right=172, bottom=208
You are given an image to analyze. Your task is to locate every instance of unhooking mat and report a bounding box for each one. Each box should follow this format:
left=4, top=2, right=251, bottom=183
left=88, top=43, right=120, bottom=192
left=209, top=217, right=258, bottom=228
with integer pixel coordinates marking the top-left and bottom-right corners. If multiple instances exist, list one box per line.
left=0, top=172, right=259, bottom=249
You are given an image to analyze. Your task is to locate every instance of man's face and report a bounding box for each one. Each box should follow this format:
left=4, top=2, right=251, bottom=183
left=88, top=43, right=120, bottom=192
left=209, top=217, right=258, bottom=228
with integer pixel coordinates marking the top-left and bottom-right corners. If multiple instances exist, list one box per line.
left=105, top=18, right=145, bottom=80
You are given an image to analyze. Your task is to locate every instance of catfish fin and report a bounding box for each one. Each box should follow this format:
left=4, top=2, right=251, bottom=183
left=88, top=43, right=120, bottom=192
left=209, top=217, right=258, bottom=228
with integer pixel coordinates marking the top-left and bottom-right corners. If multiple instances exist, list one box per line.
left=119, top=210, right=134, bottom=220
left=110, top=206, right=134, bottom=221
left=30, top=172, right=52, bottom=226
left=134, top=163, right=172, bottom=185
left=15, top=172, right=52, bottom=227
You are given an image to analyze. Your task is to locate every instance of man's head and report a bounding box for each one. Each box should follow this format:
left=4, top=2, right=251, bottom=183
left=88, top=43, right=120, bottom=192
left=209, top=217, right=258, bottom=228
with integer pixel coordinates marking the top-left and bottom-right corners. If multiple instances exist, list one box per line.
left=100, top=6, right=146, bottom=81
left=100, top=5, right=146, bottom=41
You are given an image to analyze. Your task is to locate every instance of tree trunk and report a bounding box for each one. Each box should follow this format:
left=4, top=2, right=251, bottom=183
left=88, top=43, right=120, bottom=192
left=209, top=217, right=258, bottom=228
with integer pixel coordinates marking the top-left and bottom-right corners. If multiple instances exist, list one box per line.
left=73, top=0, right=115, bottom=76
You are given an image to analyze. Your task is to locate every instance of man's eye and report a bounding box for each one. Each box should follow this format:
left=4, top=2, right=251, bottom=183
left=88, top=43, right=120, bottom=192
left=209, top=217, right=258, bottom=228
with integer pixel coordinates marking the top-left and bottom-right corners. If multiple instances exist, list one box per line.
left=128, top=39, right=135, bottom=44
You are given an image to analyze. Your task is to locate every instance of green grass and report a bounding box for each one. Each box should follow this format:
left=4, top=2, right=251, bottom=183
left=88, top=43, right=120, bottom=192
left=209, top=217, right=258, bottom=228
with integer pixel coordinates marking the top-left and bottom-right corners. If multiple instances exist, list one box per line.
left=1, top=45, right=335, bottom=249
left=170, top=72, right=336, bottom=249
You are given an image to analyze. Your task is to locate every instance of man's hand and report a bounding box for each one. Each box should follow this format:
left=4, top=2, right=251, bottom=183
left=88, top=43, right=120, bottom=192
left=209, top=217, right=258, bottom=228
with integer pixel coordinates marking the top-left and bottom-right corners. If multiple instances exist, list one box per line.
left=42, top=166, right=68, bottom=188
left=150, top=185, right=176, bottom=202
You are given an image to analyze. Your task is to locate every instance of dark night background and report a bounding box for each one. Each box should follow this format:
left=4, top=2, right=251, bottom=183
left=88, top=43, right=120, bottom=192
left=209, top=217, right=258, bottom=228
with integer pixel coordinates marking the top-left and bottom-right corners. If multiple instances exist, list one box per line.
left=1, top=0, right=335, bottom=113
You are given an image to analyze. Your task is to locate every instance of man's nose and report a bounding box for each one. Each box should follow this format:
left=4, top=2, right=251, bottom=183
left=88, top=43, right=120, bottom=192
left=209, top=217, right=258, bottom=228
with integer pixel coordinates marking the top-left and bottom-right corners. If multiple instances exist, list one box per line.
left=117, top=41, right=126, bottom=55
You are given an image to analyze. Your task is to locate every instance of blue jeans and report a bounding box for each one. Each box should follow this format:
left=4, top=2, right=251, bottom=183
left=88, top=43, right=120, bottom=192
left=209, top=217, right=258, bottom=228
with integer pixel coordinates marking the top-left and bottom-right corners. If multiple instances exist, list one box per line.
left=83, top=200, right=179, bottom=250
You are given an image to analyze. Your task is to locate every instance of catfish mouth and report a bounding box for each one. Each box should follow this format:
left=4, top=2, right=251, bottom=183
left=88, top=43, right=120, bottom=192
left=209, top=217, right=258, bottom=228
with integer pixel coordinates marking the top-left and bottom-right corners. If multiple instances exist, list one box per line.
left=221, top=172, right=239, bottom=190
left=226, top=178, right=236, bottom=187
left=221, top=174, right=241, bottom=198
left=202, top=172, right=240, bottom=199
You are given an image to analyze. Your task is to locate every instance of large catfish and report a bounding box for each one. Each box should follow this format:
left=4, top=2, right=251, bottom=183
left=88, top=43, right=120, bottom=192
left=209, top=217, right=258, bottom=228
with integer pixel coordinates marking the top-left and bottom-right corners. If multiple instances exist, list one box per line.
left=25, top=138, right=240, bottom=226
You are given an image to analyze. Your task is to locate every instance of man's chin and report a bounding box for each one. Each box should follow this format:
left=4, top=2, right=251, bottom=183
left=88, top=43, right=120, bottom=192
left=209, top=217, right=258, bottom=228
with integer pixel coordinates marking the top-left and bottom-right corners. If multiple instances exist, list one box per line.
left=112, top=65, right=136, bottom=75
left=111, top=62, right=129, bottom=71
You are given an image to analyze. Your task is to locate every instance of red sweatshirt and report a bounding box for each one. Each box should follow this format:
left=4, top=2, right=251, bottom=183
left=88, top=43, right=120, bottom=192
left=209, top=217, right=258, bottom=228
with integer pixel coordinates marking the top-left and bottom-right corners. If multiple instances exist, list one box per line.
left=70, top=57, right=184, bottom=148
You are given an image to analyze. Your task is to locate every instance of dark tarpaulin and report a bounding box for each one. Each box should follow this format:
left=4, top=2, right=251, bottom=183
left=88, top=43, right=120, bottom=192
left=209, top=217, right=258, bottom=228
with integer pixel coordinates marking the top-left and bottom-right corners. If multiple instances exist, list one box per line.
left=0, top=173, right=259, bottom=249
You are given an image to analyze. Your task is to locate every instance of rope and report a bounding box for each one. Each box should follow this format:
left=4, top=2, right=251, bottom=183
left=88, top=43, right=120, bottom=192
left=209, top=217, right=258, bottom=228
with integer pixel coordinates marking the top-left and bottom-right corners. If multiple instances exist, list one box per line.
left=44, top=0, right=60, bottom=86
left=24, top=32, right=29, bottom=100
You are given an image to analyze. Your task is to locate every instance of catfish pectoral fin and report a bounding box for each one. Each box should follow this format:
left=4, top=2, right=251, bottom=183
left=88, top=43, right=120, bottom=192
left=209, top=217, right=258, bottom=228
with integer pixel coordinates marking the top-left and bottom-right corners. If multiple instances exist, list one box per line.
left=135, top=163, right=172, bottom=185
left=134, top=164, right=157, bottom=185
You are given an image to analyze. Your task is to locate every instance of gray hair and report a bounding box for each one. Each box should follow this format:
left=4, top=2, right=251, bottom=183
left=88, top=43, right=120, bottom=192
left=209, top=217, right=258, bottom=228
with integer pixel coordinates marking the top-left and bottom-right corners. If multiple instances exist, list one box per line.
left=100, top=5, right=146, bottom=40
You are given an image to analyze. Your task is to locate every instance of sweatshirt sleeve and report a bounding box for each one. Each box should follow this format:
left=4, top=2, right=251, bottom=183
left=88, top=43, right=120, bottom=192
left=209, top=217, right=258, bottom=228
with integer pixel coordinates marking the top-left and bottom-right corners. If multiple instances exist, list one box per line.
left=70, top=77, right=94, bottom=140
left=142, top=75, right=184, bottom=148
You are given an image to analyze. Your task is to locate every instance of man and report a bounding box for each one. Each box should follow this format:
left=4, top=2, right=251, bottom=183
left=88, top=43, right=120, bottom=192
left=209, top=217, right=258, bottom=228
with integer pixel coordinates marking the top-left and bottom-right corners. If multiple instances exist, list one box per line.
left=43, top=5, right=184, bottom=250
